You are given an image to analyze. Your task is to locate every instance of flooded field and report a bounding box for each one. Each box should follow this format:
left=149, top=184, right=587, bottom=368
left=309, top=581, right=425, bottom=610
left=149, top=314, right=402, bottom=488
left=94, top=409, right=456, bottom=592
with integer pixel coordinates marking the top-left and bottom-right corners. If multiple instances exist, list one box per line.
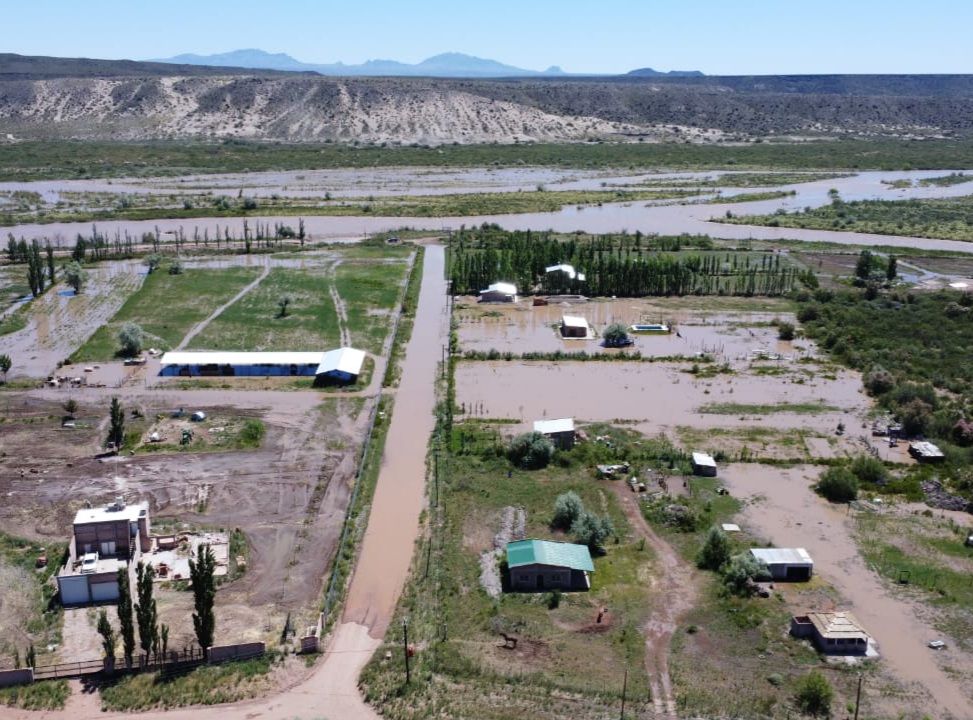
left=455, top=298, right=876, bottom=460
left=724, top=463, right=973, bottom=719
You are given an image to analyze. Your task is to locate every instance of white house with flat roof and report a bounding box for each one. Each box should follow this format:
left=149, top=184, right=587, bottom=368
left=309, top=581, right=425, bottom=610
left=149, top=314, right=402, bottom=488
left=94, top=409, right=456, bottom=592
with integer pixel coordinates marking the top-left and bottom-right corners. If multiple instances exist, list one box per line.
left=691, top=452, right=717, bottom=476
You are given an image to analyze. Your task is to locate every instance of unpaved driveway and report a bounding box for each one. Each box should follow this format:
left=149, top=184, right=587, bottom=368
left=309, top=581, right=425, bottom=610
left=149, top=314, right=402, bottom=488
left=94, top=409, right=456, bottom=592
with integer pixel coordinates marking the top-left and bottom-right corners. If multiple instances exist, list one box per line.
left=610, top=482, right=696, bottom=719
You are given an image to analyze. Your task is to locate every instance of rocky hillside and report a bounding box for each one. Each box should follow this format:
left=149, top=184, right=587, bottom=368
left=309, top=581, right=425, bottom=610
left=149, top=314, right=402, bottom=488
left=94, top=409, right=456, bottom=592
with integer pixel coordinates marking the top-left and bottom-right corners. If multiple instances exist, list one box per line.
left=2, top=61, right=973, bottom=144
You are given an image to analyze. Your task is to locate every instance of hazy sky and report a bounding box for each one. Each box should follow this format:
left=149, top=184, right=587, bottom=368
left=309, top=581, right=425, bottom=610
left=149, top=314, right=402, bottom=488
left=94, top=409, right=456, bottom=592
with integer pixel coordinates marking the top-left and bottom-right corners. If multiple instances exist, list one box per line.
left=5, top=0, right=971, bottom=75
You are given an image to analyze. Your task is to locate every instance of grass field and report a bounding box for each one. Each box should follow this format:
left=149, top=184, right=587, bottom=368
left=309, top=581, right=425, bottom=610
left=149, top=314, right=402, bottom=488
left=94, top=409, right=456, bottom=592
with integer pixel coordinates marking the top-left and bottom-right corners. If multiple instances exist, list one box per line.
left=0, top=680, right=70, bottom=710
left=186, top=266, right=341, bottom=351
left=98, top=655, right=277, bottom=711
left=360, top=421, right=678, bottom=720
left=4, top=139, right=973, bottom=182
left=72, top=266, right=262, bottom=361
left=334, top=250, right=412, bottom=354
left=856, top=510, right=973, bottom=652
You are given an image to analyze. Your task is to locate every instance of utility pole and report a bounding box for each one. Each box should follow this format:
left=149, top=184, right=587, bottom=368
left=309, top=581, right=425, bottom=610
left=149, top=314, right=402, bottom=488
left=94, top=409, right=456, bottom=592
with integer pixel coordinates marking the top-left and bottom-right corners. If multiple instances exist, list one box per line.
left=853, top=673, right=863, bottom=720
left=619, top=669, right=627, bottom=720
left=402, top=618, right=411, bottom=684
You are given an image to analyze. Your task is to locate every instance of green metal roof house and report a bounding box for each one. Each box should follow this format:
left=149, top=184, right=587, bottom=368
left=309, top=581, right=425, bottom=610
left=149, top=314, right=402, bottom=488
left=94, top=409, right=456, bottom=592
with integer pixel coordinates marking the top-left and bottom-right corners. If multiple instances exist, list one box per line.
left=506, top=539, right=594, bottom=592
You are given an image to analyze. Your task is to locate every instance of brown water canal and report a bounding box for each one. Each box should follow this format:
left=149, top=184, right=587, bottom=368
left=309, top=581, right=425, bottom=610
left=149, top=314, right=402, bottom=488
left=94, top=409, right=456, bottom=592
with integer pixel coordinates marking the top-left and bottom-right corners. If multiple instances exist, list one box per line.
left=343, top=243, right=448, bottom=638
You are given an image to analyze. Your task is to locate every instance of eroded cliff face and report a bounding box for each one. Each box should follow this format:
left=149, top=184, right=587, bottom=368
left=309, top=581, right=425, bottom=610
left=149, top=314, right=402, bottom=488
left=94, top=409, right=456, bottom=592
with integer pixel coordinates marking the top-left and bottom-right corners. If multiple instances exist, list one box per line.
left=0, top=76, right=665, bottom=144
left=1, top=73, right=970, bottom=144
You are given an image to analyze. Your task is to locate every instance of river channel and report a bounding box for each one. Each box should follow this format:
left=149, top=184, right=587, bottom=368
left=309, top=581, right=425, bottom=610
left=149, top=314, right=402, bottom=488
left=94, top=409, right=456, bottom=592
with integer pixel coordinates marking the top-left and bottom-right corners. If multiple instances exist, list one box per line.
left=4, top=168, right=973, bottom=253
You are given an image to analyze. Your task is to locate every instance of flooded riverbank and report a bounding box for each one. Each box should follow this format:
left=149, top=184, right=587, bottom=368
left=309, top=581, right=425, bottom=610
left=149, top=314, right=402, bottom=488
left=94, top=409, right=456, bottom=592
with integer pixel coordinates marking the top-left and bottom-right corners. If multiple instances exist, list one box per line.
left=5, top=168, right=973, bottom=253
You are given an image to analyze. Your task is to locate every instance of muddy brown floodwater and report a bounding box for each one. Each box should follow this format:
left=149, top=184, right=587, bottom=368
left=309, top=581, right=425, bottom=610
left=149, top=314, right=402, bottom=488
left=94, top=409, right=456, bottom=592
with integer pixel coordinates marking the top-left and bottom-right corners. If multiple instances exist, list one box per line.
left=455, top=300, right=871, bottom=459
left=343, top=242, right=447, bottom=638
left=8, top=169, right=973, bottom=255
left=723, top=463, right=973, bottom=720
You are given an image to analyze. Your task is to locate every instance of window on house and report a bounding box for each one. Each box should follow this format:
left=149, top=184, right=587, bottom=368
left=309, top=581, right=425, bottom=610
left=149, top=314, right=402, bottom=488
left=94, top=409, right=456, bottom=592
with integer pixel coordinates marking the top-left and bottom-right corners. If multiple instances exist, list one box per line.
left=552, top=574, right=562, bottom=582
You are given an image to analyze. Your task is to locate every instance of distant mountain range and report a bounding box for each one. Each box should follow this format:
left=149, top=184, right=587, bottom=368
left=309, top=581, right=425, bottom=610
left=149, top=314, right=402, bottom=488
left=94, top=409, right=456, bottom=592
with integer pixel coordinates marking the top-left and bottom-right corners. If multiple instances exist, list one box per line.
left=151, top=48, right=702, bottom=78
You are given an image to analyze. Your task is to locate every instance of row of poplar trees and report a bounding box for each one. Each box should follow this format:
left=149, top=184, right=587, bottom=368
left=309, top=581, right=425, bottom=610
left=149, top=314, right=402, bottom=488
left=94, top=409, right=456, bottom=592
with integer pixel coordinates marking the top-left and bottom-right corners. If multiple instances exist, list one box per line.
left=96, top=544, right=218, bottom=667
left=447, top=227, right=801, bottom=298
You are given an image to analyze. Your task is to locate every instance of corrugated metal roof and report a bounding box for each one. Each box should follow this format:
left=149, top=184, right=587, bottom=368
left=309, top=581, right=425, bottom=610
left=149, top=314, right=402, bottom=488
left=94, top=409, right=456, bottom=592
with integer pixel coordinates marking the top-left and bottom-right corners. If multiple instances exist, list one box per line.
left=750, top=548, right=813, bottom=566
left=507, top=539, right=594, bottom=572
left=315, top=347, right=366, bottom=376
left=692, top=452, right=716, bottom=467
left=160, top=351, right=325, bottom=366
left=561, top=315, right=589, bottom=328
left=480, top=282, right=517, bottom=295
left=545, top=264, right=585, bottom=281
left=534, top=418, right=575, bottom=435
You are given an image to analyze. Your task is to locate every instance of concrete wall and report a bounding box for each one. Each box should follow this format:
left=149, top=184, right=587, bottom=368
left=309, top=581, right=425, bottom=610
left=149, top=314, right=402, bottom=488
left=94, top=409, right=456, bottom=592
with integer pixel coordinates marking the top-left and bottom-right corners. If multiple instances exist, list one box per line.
left=0, top=668, right=33, bottom=688
left=208, top=642, right=265, bottom=663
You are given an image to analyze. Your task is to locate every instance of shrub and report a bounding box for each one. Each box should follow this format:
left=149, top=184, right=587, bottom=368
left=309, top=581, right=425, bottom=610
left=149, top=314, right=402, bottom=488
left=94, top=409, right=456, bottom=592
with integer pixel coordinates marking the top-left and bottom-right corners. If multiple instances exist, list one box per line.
left=552, top=491, right=584, bottom=531
left=118, top=322, right=145, bottom=357
left=849, top=455, right=886, bottom=486
left=776, top=321, right=796, bottom=341
left=571, top=511, right=614, bottom=551
left=507, top=432, right=554, bottom=470
left=722, top=553, right=768, bottom=597
left=239, top=420, right=265, bottom=448
left=696, top=527, right=732, bottom=570
left=815, top=467, right=859, bottom=503
left=794, top=669, right=834, bottom=716
left=863, top=368, right=895, bottom=396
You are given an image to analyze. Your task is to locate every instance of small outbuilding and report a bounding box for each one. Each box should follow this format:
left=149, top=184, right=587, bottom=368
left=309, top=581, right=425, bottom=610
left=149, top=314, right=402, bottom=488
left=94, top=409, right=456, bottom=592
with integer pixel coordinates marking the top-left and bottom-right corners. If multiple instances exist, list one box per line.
left=750, top=547, right=813, bottom=581
left=909, top=441, right=945, bottom=463
left=691, top=452, right=717, bottom=477
left=534, top=417, right=576, bottom=450
left=545, top=263, right=586, bottom=282
left=479, top=282, right=518, bottom=303
left=560, top=315, right=590, bottom=338
left=314, top=347, right=366, bottom=385
left=791, top=611, right=870, bottom=655
left=506, top=539, right=594, bottom=592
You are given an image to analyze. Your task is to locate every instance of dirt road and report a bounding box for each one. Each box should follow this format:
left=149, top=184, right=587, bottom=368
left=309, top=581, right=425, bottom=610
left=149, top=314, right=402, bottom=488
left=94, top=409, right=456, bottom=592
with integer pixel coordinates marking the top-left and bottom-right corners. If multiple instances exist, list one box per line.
left=610, top=482, right=696, bottom=719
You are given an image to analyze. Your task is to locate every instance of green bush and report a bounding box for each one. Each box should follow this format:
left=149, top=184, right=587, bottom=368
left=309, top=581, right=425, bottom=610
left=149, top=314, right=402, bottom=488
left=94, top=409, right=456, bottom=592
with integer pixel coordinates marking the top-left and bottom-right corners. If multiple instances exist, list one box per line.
left=794, top=669, right=834, bottom=716
left=722, top=553, right=768, bottom=597
left=815, top=467, right=859, bottom=503
left=507, top=432, right=554, bottom=470
left=239, top=420, right=265, bottom=448
left=849, top=455, right=886, bottom=486
left=696, top=527, right=732, bottom=570
left=552, top=491, right=584, bottom=531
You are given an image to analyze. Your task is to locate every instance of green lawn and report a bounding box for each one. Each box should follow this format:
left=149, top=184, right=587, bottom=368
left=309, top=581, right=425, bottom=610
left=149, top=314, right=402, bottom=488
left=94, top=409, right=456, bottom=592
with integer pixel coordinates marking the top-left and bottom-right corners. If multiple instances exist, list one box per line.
left=72, top=267, right=262, bottom=361
left=186, top=266, right=340, bottom=351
